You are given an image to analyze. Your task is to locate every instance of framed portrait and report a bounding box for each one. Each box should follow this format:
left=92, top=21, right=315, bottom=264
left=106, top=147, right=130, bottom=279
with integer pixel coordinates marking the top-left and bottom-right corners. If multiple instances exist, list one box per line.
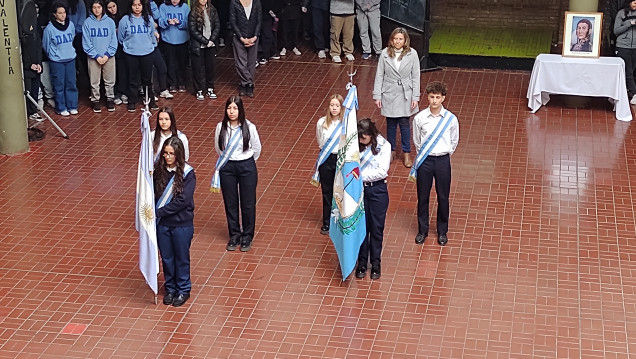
left=563, top=11, right=603, bottom=58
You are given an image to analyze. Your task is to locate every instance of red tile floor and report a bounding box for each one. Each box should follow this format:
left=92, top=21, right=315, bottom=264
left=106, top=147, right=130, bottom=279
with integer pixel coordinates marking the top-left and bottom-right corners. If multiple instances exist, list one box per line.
left=1, top=45, right=635, bottom=358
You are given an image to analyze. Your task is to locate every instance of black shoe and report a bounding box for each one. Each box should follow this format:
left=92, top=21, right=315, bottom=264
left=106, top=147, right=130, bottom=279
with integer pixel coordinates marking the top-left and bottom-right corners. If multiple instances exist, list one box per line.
left=172, top=293, right=190, bottom=307
left=370, top=265, right=381, bottom=280
left=437, top=234, right=448, bottom=246
left=355, top=265, right=367, bottom=279
left=149, top=100, right=159, bottom=111
left=163, top=292, right=175, bottom=305
left=246, top=84, right=254, bottom=98
left=415, top=233, right=427, bottom=244
left=106, top=100, right=115, bottom=112
left=226, top=236, right=239, bottom=251
left=127, top=103, right=136, bottom=112
left=320, top=226, right=329, bottom=235
left=92, top=101, right=101, bottom=113
left=240, top=239, right=252, bottom=252
left=238, top=85, right=246, bottom=96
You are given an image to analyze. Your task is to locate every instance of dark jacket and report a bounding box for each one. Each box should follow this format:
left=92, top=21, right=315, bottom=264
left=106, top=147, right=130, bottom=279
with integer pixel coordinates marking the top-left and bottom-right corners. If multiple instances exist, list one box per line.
left=20, top=0, right=42, bottom=78
left=278, top=0, right=308, bottom=20
left=155, top=170, right=196, bottom=227
left=188, top=1, right=221, bottom=56
left=229, top=0, right=262, bottom=39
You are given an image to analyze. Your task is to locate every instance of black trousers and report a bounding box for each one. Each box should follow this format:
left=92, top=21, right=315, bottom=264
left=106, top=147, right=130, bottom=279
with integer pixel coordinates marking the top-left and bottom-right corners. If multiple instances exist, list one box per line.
left=161, top=41, right=189, bottom=88
left=311, top=7, right=330, bottom=51
left=191, top=47, right=216, bottom=92
left=318, top=154, right=337, bottom=228
left=125, top=52, right=154, bottom=104
left=24, top=75, right=41, bottom=116
left=220, top=157, right=258, bottom=243
left=617, top=47, right=636, bottom=97
left=358, top=181, right=389, bottom=267
left=416, top=154, right=451, bottom=236
left=280, top=18, right=300, bottom=50
left=259, top=15, right=276, bottom=59
left=114, top=49, right=128, bottom=98
left=151, top=47, right=168, bottom=93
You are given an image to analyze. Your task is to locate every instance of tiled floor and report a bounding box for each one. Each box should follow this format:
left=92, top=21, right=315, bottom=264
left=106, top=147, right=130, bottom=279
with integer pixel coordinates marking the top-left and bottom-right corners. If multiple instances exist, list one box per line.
left=1, top=44, right=635, bottom=358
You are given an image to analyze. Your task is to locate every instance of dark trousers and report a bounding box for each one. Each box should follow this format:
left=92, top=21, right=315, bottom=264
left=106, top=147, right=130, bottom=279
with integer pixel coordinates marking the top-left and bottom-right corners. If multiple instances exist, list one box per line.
left=114, top=49, right=128, bottom=98
left=259, top=15, right=276, bottom=59
left=220, top=157, right=258, bottom=243
left=386, top=116, right=411, bottom=153
left=152, top=47, right=168, bottom=92
left=157, top=224, right=194, bottom=295
left=232, top=37, right=258, bottom=87
left=617, top=47, right=636, bottom=97
left=358, top=181, right=389, bottom=267
left=191, top=47, right=216, bottom=92
left=318, top=154, right=337, bottom=228
left=416, top=154, right=451, bottom=236
left=161, top=41, right=189, bottom=88
left=24, top=75, right=41, bottom=115
left=311, top=7, right=330, bottom=51
left=125, top=52, right=154, bottom=104
left=280, top=18, right=300, bottom=50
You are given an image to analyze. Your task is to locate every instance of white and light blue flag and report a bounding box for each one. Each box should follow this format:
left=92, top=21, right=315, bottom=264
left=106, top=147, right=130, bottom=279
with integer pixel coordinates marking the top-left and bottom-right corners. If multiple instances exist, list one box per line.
left=136, top=111, right=159, bottom=295
left=329, top=85, right=366, bottom=280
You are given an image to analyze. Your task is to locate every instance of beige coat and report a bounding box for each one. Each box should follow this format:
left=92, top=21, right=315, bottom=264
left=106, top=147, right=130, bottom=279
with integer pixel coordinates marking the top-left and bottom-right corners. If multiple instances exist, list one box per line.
left=372, top=47, right=421, bottom=118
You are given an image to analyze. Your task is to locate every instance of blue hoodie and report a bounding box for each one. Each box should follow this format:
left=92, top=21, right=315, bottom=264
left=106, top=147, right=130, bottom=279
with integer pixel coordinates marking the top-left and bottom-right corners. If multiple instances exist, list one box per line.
left=42, top=21, right=76, bottom=62
left=118, top=14, right=155, bottom=56
left=82, top=14, right=118, bottom=59
left=151, top=1, right=160, bottom=20
left=158, top=3, right=190, bottom=45
left=67, top=0, right=87, bottom=34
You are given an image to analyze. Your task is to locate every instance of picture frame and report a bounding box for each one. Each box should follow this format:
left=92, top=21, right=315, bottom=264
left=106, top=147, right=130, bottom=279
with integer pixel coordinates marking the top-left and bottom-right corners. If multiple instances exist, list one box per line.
left=562, top=11, right=603, bottom=58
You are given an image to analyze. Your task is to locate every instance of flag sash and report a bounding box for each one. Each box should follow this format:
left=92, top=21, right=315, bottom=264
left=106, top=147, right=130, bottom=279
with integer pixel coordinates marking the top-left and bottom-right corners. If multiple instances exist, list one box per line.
left=156, top=164, right=194, bottom=210
left=408, top=110, right=454, bottom=182
left=210, top=126, right=243, bottom=192
left=310, top=122, right=343, bottom=187
left=359, top=140, right=384, bottom=172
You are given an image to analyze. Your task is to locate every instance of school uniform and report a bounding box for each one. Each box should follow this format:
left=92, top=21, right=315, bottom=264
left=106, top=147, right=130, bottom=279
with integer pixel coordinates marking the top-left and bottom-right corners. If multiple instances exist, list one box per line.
left=214, top=120, right=262, bottom=249
left=412, top=105, right=459, bottom=242
left=42, top=19, right=78, bottom=114
left=229, top=0, right=262, bottom=92
left=315, top=116, right=340, bottom=231
left=151, top=131, right=190, bottom=162
left=118, top=14, right=156, bottom=107
left=357, top=135, right=391, bottom=278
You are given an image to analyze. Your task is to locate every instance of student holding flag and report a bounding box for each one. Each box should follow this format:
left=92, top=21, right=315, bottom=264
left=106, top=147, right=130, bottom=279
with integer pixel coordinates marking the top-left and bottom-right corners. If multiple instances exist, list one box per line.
left=212, top=96, right=262, bottom=252
left=154, top=136, right=196, bottom=307
left=312, top=94, right=344, bottom=235
left=151, top=106, right=190, bottom=162
left=355, top=118, right=390, bottom=280
left=410, top=81, right=459, bottom=247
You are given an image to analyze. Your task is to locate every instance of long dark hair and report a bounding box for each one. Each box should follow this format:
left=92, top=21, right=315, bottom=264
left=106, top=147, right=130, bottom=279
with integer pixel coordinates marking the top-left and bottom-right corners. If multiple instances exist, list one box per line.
left=128, top=0, right=151, bottom=27
left=192, top=0, right=210, bottom=25
left=105, top=0, right=121, bottom=24
left=154, top=136, right=186, bottom=198
left=358, top=118, right=380, bottom=155
left=218, top=96, right=251, bottom=152
left=50, top=2, right=68, bottom=23
left=153, top=106, right=179, bottom=154
left=88, top=0, right=105, bottom=17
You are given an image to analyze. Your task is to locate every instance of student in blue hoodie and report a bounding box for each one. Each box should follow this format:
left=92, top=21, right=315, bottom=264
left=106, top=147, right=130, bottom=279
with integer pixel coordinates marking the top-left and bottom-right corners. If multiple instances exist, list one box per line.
left=42, top=3, right=79, bottom=116
left=67, top=0, right=89, bottom=89
left=83, top=0, right=118, bottom=113
left=118, top=0, right=159, bottom=112
left=159, top=0, right=190, bottom=93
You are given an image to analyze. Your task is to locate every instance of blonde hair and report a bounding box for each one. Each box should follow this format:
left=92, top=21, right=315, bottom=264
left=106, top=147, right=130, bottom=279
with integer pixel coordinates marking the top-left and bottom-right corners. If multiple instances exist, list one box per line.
left=323, top=94, right=344, bottom=129
left=387, top=27, right=411, bottom=60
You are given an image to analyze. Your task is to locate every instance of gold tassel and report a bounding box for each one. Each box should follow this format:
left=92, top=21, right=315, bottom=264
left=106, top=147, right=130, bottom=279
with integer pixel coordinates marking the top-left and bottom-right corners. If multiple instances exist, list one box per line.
left=309, top=179, right=320, bottom=188
left=210, top=187, right=221, bottom=193
left=407, top=175, right=417, bottom=183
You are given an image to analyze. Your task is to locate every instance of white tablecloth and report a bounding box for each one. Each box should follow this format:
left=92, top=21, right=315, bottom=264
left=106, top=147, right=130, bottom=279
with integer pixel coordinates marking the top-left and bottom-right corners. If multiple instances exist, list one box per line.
left=527, top=54, right=633, bottom=122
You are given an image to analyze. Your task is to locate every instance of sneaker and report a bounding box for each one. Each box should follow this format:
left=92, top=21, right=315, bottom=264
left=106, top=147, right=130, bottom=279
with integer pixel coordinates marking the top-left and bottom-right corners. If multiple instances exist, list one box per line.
left=226, top=236, right=239, bottom=251
left=149, top=100, right=159, bottom=111
left=255, top=60, right=259, bottom=68
left=280, top=48, right=287, bottom=56
left=246, top=84, right=254, bottom=98
left=29, top=113, right=44, bottom=122
left=196, top=90, right=205, bottom=101
left=46, top=98, right=56, bottom=108
left=320, top=226, right=329, bottom=235
left=178, top=86, right=186, bottom=93
left=169, top=86, right=177, bottom=93
left=58, top=110, right=70, bottom=116
left=219, top=38, right=225, bottom=47
left=631, top=94, right=636, bottom=105
left=107, top=100, right=115, bottom=112
left=240, top=239, right=252, bottom=252
left=113, top=97, right=123, bottom=105
left=69, top=109, right=78, bottom=115
left=92, top=101, right=101, bottom=113
left=207, top=88, right=217, bottom=99
left=362, top=53, right=372, bottom=60
left=159, top=90, right=174, bottom=99
left=259, top=58, right=268, bottom=65
left=345, top=54, right=355, bottom=61
left=370, top=265, right=381, bottom=280
left=121, top=95, right=128, bottom=104
left=127, top=103, right=135, bottom=112
left=332, top=55, right=342, bottom=63
left=292, top=47, right=301, bottom=56
left=318, top=50, right=326, bottom=59
left=270, top=54, right=280, bottom=60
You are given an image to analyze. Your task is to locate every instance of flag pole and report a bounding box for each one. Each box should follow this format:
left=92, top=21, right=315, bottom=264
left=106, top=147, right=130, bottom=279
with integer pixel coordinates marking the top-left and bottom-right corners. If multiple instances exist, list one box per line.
left=346, top=61, right=356, bottom=89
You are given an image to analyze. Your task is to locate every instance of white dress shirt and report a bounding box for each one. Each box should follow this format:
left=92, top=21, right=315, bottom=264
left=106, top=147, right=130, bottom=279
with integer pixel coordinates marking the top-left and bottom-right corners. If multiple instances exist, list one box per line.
left=316, top=116, right=341, bottom=154
left=214, top=119, right=262, bottom=161
left=151, top=130, right=190, bottom=161
left=361, top=136, right=391, bottom=183
left=412, top=105, right=459, bottom=156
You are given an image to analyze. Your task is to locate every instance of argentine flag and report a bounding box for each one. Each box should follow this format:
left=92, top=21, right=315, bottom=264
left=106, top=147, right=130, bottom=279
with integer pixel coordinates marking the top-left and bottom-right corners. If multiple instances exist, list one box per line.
left=136, top=111, right=159, bottom=294
left=329, top=85, right=366, bottom=280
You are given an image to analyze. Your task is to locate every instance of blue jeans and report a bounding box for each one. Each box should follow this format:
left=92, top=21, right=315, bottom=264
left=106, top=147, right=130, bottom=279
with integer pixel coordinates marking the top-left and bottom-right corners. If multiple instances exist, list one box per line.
left=157, top=224, right=194, bottom=295
left=49, top=59, right=78, bottom=113
left=386, top=116, right=411, bottom=153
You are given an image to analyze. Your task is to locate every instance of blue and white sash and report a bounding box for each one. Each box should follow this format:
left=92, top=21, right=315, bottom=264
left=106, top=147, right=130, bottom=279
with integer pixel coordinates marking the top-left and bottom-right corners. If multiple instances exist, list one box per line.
left=156, top=164, right=194, bottom=209
left=359, top=138, right=385, bottom=172
left=210, top=126, right=243, bottom=193
left=408, top=109, right=455, bottom=182
left=310, top=121, right=343, bottom=187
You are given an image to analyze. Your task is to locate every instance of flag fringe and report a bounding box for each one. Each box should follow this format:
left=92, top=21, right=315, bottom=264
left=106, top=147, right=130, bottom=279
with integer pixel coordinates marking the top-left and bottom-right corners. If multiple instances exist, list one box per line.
left=408, top=175, right=417, bottom=183
left=210, top=187, right=221, bottom=193
left=309, top=179, right=320, bottom=187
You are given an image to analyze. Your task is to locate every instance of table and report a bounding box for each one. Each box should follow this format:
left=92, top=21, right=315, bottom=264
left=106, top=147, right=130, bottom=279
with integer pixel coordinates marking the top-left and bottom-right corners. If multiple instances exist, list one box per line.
left=527, top=54, right=632, bottom=122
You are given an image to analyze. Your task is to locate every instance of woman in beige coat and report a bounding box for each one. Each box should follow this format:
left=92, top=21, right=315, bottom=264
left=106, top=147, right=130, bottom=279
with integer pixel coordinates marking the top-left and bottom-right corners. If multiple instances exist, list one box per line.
left=372, top=27, right=420, bottom=167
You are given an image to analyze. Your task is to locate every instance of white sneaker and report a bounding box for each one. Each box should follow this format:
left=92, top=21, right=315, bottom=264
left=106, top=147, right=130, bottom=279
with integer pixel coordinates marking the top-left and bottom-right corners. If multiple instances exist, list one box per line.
left=58, top=110, right=70, bottom=116
left=113, top=97, right=123, bottom=105
left=47, top=99, right=56, bottom=108
left=345, top=54, right=355, bottom=61
left=159, top=90, right=174, bottom=99
left=292, top=47, right=301, bottom=56
left=280, top=48, right=287, bottom=56
left=29, top=113, right=44, bottom=122
left=69, top=109, right=78, bottom=115
left=318, top=50, right=326, bottom=59
left=196, top=91, right=205, bottom=101
left=121, top=95, right=128, bottom=104
left=207, top=88, right=217, bottom=99
left=631, top=95, right=636, bottom=105
left=332, top=55, right=342, bottom=63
